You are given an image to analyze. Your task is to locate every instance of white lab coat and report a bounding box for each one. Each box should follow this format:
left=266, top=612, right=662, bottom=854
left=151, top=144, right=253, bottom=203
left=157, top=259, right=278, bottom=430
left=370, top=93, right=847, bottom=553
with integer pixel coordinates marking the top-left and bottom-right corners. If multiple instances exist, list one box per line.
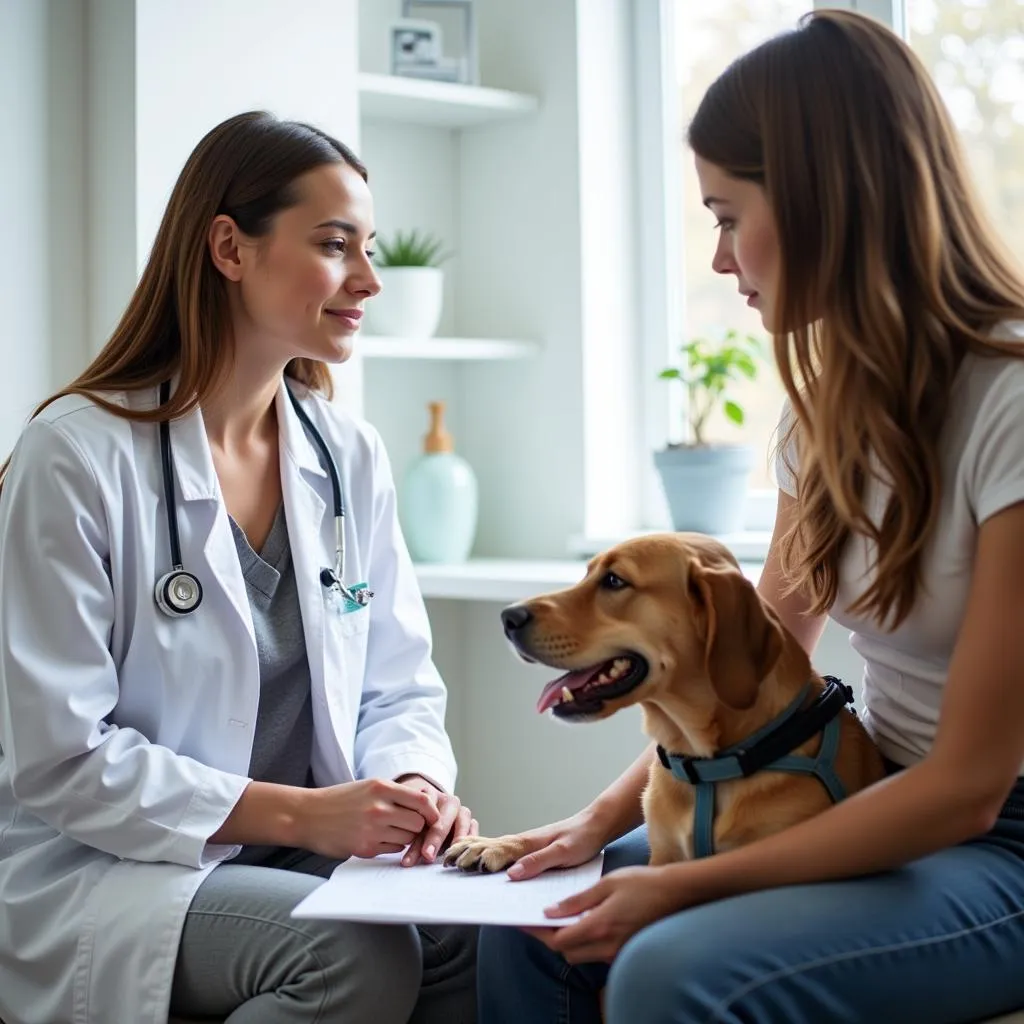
left=0, top=379, right=456, bottom=1024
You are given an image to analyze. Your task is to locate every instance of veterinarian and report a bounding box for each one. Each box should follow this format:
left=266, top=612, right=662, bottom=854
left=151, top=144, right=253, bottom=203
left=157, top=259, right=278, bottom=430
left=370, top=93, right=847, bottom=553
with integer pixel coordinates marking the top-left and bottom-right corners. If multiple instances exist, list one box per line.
left=477, top=10, right=1024, bottom=1023
left=0, top=112, right=477, bottom=1024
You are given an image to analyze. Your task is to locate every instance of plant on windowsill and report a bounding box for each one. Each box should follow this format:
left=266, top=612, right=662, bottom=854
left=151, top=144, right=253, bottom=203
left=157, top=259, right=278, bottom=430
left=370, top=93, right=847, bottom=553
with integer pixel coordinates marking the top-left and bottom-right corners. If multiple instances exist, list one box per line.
left=654, top=329, right=764, bottom=536
left=364, top=229, right=453, bottom=340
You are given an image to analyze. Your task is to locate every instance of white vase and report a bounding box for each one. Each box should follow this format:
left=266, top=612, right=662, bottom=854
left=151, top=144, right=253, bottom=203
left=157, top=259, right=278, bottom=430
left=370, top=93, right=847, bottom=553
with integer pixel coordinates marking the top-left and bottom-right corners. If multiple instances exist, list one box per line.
left=365, top=266, right=444, bottom=338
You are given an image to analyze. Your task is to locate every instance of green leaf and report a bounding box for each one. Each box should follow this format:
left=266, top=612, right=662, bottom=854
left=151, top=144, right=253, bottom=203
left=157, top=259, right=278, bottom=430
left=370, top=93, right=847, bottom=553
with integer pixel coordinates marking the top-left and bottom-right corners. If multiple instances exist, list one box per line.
left=375, top=229, right=452, bottom=267
left=734, top=352, right=757, bottom=376
left=724, top=400, right=744, bottom=425
left=656, top=325, right=766, bottom=438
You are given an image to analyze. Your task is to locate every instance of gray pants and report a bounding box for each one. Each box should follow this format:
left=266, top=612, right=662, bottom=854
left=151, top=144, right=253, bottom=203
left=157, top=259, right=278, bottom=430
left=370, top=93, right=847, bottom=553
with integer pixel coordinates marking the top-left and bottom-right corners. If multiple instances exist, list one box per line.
left=170, top=848, right=477, bottom=1024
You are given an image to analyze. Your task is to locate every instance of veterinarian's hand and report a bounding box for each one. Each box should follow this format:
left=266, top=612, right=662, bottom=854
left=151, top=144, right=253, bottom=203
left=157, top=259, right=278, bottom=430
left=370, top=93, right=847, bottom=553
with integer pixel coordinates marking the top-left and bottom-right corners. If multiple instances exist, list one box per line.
left=394, top=775, right=479, bottom=865
left=524, top=866, right=685, bottom=964
left=503, top=808, right=611, bottom=880
left=297, top=779, right=440, bottom=860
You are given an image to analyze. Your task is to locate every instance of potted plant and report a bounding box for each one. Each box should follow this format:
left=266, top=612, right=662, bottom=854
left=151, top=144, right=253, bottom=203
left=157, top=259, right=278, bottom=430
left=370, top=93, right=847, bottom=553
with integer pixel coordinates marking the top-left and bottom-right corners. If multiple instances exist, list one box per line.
left=654, top=329, right=764, bottom=535
left=364, top=229, right=451, bottom=339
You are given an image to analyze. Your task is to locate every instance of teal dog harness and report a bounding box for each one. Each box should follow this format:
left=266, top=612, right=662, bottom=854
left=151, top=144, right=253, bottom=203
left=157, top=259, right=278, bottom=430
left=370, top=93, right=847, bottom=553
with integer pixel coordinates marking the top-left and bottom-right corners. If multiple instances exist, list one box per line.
left=656, top=676, right=856, bottom=859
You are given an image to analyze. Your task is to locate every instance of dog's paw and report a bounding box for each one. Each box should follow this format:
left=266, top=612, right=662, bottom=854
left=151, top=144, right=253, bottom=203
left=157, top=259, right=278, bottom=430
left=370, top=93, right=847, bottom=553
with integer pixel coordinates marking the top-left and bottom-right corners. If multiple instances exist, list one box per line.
left=442, top=836, right=528, bottom=873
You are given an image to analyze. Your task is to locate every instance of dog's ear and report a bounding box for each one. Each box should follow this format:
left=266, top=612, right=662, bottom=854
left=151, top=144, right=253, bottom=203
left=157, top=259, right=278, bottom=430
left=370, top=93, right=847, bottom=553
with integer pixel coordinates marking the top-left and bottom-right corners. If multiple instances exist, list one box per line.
left=690, top=566, right=783, bottom=710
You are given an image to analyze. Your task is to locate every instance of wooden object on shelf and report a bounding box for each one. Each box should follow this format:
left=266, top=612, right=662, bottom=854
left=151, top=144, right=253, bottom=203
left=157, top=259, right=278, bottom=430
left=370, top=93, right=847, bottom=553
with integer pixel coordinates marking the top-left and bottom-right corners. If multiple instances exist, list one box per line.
left=424, top=401, right=453, bottom=453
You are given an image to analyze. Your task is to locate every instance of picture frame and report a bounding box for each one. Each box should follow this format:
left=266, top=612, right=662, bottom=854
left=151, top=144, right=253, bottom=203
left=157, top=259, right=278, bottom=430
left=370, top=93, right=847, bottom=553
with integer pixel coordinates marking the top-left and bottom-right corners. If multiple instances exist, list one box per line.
left=397, top=0, right=478, bottom=85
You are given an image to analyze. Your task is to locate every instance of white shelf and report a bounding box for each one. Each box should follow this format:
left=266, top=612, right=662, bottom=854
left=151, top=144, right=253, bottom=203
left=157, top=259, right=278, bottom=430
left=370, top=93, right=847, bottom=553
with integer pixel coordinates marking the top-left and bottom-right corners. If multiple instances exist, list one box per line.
left=415, top=559, right=585, bottom=602
left=360, top=335, right=539, bottom=361
left=358, top=73, right=539, bottom=129
left=414, top=558, right=764, bottom=603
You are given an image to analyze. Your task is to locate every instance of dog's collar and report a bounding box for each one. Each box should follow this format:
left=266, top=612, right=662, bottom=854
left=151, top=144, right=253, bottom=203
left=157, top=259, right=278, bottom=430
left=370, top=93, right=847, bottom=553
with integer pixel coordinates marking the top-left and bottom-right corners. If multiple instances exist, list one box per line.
left=656, top=675, right=856, bottom=858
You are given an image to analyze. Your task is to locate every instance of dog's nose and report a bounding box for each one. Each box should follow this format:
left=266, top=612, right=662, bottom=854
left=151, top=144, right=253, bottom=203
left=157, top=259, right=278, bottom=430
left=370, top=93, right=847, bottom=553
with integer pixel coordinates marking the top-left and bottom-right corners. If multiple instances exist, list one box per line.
left=501, top=605, right=533, bottom=634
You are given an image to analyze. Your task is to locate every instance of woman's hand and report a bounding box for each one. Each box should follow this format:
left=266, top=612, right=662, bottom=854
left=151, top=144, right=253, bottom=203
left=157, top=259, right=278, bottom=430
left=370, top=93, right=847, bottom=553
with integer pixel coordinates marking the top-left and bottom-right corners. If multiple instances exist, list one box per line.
left=394, top=774, right=478, bottom=865
left=524, top=865, right=688, bottom=964
left=501, top=807, right=613, bottom=880
left=295, top=779, right=440, bottom=860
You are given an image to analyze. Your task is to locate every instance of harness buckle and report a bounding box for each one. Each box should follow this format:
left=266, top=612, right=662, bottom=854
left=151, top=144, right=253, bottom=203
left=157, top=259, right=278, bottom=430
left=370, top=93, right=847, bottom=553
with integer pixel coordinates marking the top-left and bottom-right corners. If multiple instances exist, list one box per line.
left=675, top=756, right=704, bottom=785
left=732, top=747, right=755, bottom=777
left=656, top=745, right=704, bottom=783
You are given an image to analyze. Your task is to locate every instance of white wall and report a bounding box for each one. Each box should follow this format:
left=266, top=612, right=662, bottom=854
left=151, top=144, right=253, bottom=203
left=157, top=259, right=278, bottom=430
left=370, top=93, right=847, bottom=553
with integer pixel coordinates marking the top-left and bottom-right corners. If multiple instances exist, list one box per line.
left=0, top=0, right=89, bottom=455
left=359, top=0, right=402, bottom=75
left=132, top=0, right=359, bottom=272
left=46, top=0, right=88, bottom=388
left=457, top=0, right=587, bottom=560
left=86, top=0, right=137, bottom=353
left=0, top=2, right=50, bottom=454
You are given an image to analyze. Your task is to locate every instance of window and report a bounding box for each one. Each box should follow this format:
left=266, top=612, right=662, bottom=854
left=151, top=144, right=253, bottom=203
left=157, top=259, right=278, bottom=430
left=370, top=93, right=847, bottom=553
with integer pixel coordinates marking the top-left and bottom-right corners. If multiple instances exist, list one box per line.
left=674, top=2, right=814, bottom=491
left=633, top=0, right=1022, bottom=548
left=904, top=0, right=1024, bottom=259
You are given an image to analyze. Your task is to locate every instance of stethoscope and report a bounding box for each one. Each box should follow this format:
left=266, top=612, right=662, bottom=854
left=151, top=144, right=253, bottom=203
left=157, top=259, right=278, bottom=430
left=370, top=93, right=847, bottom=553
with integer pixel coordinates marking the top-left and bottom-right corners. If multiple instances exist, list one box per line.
left=154, top=380, right=374, bottom=617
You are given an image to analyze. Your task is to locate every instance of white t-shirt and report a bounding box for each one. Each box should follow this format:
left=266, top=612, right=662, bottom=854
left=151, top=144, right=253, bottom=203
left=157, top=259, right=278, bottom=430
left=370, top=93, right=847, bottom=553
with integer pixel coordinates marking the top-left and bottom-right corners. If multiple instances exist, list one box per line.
left=775, top=321, right=1024, bottom=767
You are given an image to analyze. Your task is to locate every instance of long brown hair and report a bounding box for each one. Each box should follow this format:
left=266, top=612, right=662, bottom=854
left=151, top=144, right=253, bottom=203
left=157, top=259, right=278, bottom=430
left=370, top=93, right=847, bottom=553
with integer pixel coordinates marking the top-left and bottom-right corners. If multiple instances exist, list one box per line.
left=688, top=9, right=1024, bottom=629
left=0, top=110, right=366, bottom=488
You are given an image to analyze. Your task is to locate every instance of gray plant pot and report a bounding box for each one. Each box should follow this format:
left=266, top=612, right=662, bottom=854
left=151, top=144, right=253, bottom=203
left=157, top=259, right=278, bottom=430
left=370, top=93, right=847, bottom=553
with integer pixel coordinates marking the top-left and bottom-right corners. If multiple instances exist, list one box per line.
left=653, top=444, right=755, bottom=535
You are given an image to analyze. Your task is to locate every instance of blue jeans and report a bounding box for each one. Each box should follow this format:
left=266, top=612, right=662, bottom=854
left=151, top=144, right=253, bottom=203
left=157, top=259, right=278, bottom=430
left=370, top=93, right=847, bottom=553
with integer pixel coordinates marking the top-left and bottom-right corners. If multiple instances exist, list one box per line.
left=478, top=779, right=1024, bottom=1024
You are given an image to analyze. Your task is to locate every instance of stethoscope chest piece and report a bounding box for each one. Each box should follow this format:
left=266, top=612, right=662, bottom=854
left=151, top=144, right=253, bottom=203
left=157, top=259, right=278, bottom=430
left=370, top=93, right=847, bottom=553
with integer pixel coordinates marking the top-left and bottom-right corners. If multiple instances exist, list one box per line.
left=155, top=569, right=204, bottom=616
left=319, top=567, right=374, bottom=611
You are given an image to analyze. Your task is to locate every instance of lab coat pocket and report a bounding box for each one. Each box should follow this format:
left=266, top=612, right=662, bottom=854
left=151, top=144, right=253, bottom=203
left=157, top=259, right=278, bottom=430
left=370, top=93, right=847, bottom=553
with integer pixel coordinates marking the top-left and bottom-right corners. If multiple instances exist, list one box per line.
left=333, top=605, right=371, bottom=639
left=325, top=603, right=371, bottom=712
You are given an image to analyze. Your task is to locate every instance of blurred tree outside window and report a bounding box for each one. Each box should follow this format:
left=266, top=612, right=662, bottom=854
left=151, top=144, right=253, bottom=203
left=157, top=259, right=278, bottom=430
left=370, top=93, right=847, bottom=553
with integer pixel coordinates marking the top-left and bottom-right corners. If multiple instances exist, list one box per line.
left=907, top=0, right=1024, bottom=262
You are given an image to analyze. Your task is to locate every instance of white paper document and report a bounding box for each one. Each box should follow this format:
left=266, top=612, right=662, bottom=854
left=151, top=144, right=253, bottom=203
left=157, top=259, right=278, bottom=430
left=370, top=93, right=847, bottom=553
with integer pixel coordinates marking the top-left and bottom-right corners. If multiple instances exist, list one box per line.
left=291, top=852, right=605, bottom=927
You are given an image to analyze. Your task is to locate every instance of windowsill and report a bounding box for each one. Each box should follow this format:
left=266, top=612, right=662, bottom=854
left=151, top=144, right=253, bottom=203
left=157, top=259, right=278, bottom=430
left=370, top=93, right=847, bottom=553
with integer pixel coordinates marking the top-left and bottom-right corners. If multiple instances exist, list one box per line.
left=415, top=556, right=765, bottom=602
left=567, top=529, right=773, bottom=563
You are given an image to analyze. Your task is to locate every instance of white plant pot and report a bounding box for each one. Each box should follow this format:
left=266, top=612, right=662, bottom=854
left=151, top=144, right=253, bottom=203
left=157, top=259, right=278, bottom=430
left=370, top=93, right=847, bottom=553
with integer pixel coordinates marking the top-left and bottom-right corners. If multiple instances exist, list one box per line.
left=653, top=444, right=754, bottom=535
left=365, top=266, right=444, bottom=338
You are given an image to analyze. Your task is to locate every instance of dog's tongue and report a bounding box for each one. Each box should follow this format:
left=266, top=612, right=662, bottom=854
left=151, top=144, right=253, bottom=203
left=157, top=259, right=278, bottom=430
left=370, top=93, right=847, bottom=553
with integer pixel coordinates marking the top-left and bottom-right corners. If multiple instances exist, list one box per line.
left=537, top=669, right=595, bottom=713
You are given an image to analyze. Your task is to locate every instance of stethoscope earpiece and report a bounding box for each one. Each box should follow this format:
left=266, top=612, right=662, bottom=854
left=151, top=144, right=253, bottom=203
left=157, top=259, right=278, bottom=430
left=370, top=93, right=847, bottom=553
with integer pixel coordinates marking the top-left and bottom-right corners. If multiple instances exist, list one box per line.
left=154, top=569, right=204, bottom=616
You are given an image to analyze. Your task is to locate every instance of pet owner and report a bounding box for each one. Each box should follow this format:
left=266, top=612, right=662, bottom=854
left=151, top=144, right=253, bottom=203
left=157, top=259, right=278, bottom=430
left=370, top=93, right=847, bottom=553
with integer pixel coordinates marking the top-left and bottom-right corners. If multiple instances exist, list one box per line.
left=476, top=11, right=1024, bottom=1023
left=0, top=111, right=477, bottom=1024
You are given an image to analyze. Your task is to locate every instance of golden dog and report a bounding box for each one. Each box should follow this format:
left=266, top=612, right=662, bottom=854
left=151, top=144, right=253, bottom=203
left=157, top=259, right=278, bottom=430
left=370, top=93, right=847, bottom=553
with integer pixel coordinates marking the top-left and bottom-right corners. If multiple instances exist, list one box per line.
left=444, top=533, right=884, bottom=872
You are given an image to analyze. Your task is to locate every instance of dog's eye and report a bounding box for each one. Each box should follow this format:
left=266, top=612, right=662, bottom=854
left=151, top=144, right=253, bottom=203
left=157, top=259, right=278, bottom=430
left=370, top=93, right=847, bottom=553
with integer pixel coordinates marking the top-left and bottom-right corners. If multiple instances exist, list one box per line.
left=600, top=572, right=630, bottom=591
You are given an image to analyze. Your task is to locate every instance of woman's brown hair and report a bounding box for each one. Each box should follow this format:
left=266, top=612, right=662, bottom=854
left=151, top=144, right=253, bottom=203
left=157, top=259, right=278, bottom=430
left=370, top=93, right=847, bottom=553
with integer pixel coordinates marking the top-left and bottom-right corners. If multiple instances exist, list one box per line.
left=688, top=9, right=1024, bottom=629
left=0, top=110, right=367, bottom=488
